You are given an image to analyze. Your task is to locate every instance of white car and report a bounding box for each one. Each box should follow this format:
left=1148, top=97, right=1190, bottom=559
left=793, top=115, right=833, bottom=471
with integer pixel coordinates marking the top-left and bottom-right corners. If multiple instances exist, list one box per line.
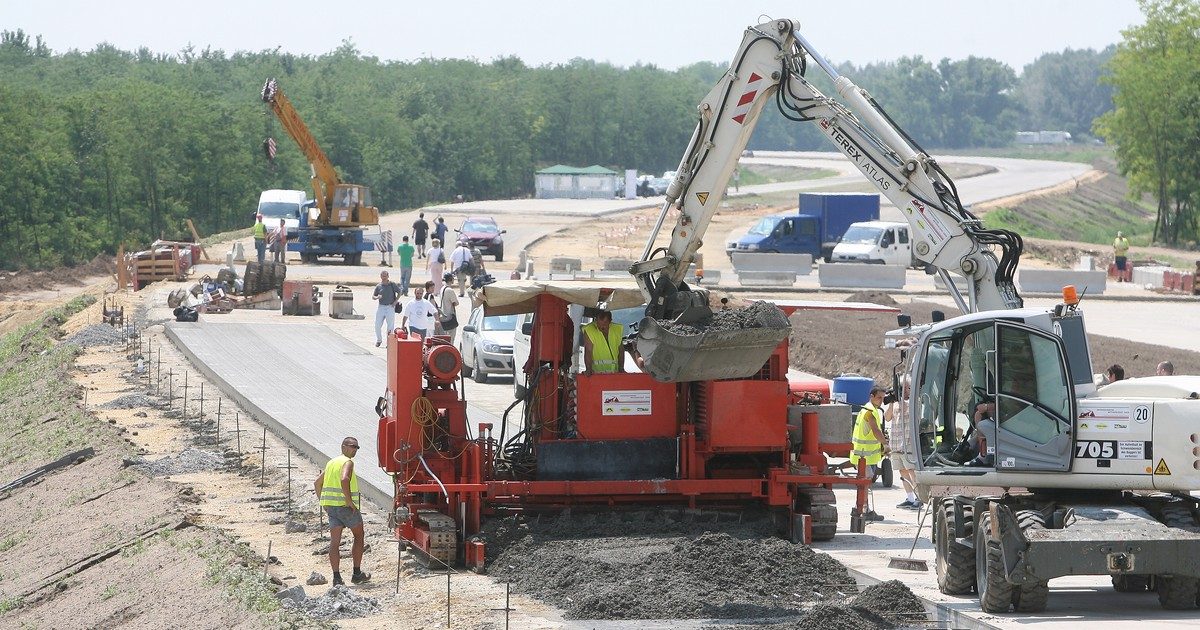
left=459, top=307, right=517, bottom=383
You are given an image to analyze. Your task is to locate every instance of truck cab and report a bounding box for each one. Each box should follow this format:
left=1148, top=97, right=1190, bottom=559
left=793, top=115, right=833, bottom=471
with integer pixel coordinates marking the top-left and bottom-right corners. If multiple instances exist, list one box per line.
left=831, top=221, right=912, bottom=266
left=732, top=214, right=818, bottom=254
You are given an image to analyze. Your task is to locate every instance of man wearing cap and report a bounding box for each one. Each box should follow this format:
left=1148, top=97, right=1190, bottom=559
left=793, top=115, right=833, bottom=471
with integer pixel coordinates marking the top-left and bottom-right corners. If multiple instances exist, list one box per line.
left=1113, top=231, right=1130, bottom=282
left=314, top=436, right=370, bottom=586
left=581, top=309, right=624, bottom=376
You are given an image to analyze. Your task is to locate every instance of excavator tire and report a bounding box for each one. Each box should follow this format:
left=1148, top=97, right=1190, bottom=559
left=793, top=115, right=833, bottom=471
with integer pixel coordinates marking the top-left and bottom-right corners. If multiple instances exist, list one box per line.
left=976, top=510, right=1015, bottom=613
left=935, top=499, right=975, bottom=595
left=1011, top=509, right=1050, bottom=613
left=1157, top=504, right=1200, bottom=610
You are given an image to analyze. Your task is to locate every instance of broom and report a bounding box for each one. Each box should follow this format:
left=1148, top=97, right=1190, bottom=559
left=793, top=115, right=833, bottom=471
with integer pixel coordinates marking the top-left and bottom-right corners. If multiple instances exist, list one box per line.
left=888, top=502, right=930, bottom=571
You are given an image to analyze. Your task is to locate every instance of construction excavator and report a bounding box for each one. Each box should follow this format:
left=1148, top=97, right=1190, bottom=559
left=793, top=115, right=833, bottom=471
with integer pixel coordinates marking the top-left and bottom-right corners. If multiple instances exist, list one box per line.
left=260, top=79, right=380, bottom=265
left=631, top=18, right=1200, bottom=616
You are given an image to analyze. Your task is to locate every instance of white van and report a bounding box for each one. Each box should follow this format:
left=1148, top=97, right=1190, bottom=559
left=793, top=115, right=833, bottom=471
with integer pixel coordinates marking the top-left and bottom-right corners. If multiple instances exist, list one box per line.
left=511, top=303, right=646, bottom=399
left=256, top=189, right=307, bottom=232
left=830, top=221, right=913, bottom=266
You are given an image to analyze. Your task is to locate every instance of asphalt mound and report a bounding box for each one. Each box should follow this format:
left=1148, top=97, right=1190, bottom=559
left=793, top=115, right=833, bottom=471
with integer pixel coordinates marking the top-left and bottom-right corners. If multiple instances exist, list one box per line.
left=484, top=511, right=921, bottom=622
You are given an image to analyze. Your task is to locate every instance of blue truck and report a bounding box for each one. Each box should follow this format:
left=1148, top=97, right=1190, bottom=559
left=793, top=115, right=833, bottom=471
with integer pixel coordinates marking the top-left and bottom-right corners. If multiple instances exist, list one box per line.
left=728, top=192, right=880, bottom=262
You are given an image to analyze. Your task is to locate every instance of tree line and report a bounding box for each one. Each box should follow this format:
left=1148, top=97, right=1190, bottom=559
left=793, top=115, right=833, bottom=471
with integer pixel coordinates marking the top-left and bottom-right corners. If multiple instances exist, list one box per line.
left=1097, top=0, right=1200, bottom=246
left=0, top=28, right=1115, bottom=270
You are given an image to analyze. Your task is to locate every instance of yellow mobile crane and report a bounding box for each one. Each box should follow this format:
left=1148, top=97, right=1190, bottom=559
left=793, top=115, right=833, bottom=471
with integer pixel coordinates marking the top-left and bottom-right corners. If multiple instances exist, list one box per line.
left=261, top=78, right=380, bottom=265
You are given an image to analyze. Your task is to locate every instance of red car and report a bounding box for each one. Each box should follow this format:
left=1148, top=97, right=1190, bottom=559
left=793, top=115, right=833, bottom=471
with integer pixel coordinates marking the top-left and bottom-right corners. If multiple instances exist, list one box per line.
left=455, top=217, right=506, bottom=261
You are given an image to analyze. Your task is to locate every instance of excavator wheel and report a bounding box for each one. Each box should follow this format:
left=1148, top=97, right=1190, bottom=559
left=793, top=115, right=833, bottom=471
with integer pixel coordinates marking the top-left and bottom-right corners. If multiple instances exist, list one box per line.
left=975, top=510, right=1014, bottom=613
left=1011, top=510, right=1050, bottom=613
left=1156, top=504, right=1200, bottom=610
left=934, top=499, right=975, bottom=595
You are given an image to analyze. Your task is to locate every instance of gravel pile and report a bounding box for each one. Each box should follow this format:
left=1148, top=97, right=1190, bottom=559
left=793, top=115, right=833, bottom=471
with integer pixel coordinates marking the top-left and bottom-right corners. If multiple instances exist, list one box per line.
left=486, top=511, right=862, bottom=621
left=65, top=324, right=129, bottom=348
left=98, top=393, right=159, bottom=409
left=133, top=447, right=226, bottom=476
left=658, top=301, right=790, bottom=336
left=844, top=291, right=899, bottom=307
left=281, top=584, right=382, bottom=620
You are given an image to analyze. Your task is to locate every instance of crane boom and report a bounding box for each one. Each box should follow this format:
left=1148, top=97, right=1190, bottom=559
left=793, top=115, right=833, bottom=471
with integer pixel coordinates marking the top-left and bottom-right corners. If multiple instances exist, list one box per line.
left=261, top=79, right=378, bottom=229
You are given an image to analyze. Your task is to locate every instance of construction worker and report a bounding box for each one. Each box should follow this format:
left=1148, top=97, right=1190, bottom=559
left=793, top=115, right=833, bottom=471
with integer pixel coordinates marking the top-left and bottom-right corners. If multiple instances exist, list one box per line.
left=314, top=437, right=370, bottom=586
left=849, top=387, right=887, bottom=521
left=1113, top=231, right=1130, bottom=282
left=581, top=309, right=623, bottom=376
left=252, top=214, right=267, bottom=264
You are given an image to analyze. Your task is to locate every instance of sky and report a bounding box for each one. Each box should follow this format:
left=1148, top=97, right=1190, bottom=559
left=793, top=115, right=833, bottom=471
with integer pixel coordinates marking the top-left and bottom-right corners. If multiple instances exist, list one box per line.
left=3, top=1, right=1145, bottom=73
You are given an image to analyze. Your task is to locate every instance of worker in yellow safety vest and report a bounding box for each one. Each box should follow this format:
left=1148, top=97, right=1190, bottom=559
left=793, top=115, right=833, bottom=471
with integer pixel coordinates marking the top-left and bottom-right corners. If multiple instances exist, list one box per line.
left=314, top=436, right=370, bottom=586
left=581, top=309, right=624, bottom=376
left=849, top=387, right=888, bottom=522
left=252, top=213, right=267, bottom=264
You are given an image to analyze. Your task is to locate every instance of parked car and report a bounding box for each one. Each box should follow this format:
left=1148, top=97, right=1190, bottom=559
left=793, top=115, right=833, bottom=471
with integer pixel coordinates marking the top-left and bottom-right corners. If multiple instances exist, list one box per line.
left=455, top=217, right=506, bottom=262
left=459, top=307, right=517, bottom=383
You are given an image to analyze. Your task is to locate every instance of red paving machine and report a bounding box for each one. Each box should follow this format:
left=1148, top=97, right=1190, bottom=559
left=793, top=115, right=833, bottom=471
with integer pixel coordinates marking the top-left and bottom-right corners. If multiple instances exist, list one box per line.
left=377, top=283, right=873, bottom=569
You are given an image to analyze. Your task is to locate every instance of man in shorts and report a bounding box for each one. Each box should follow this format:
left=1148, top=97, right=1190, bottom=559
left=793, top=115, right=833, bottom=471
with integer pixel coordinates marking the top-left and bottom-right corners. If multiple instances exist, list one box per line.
left=314, top=437, right=370, bottom=586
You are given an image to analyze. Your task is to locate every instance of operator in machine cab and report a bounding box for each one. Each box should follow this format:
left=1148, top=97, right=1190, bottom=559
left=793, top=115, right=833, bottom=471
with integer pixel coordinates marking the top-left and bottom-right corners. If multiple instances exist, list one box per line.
left=581, top=309, right=624, bottom=376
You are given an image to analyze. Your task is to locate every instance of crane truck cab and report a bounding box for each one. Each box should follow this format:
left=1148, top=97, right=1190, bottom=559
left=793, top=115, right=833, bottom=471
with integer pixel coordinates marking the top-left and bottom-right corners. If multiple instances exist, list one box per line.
left=831, top=221, right=913, bottom=266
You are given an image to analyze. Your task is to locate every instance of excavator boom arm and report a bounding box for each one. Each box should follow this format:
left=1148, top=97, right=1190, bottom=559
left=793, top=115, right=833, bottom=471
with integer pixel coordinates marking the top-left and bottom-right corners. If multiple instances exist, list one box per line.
left=632, top=19, right=1022, bottom=316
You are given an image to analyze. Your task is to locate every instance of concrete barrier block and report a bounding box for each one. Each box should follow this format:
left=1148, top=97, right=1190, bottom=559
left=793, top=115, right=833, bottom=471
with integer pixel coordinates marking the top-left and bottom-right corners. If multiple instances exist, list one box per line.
left=1132, top=265, right=1170, bottom=288
left=818, top=263, right=906, bottom=289
left=1018, top=269, right=1106, bottom=294
left=696, top=269, right=722, bottom=285
left=933, top=274, right=969, bottom=292
left=549, top=257, right=582, bottom=273
left=737, top=270, right=797, bottom=287
left=731, top=252, right=813, bottom=275
left=603, top=258, right=634, bottom=272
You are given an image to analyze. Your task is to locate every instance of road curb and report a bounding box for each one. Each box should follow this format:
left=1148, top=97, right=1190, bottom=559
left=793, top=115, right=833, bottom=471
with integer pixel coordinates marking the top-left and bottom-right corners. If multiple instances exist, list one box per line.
left=163, top=322, right=395, bottom=510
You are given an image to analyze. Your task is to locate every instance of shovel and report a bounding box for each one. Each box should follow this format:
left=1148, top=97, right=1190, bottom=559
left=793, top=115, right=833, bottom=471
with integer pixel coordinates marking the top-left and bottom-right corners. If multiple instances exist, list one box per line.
left=888, top=502, right=930, bottom=571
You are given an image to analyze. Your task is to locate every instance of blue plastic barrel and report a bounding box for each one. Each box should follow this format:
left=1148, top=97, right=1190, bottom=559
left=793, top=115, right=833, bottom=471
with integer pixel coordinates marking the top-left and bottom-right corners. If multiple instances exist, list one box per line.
left=831, top=375, right=874, bottom=407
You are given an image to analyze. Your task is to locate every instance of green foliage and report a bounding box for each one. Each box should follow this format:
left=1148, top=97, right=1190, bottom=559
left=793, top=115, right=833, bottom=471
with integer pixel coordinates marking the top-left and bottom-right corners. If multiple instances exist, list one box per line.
left=1014, top=46, right=1116, bottom=139
left=0, top=31, right=1117, bottom=270
left=0, top=295, right=99, bottom=467
left=0, top=596, right=23, bottom=614
left=1096, top=0, right=1200, bottom=245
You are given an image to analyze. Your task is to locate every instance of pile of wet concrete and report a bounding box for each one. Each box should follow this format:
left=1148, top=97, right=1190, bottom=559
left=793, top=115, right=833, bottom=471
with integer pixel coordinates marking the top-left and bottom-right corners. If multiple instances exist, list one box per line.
left=656, top=300, right=790, bottom=336
left=484, top=510, right=926, bottom=627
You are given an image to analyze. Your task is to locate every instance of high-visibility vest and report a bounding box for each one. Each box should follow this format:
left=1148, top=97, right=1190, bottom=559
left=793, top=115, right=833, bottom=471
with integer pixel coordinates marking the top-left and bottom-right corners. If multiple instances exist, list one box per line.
left=582, top=322, right=623, bottom=373
left=253, top=222, right=266, bottom=240
left=849, top=403, right=884, bottom=466
left=319, top=455, right=359, bottom=509
left=1113, top=237, right=1129, bottom=256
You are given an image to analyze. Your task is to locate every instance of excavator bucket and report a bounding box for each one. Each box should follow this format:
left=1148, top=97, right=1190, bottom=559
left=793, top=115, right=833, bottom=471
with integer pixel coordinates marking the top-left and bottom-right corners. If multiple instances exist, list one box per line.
left=635, top=301, right=792, bottom=382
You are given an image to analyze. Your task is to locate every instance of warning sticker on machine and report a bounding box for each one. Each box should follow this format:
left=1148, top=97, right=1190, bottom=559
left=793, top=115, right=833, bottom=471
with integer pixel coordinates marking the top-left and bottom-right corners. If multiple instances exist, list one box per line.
left=602, top=390, right=652, bottom=416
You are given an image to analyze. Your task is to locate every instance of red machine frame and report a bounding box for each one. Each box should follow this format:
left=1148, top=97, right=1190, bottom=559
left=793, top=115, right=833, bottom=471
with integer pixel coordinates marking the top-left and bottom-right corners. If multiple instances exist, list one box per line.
left=377, top=293, right=871, bottom=570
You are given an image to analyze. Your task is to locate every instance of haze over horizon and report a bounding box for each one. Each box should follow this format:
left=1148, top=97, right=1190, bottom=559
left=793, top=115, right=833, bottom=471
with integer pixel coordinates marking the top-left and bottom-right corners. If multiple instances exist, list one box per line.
left=2, top=0, right=1144, bottom=74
